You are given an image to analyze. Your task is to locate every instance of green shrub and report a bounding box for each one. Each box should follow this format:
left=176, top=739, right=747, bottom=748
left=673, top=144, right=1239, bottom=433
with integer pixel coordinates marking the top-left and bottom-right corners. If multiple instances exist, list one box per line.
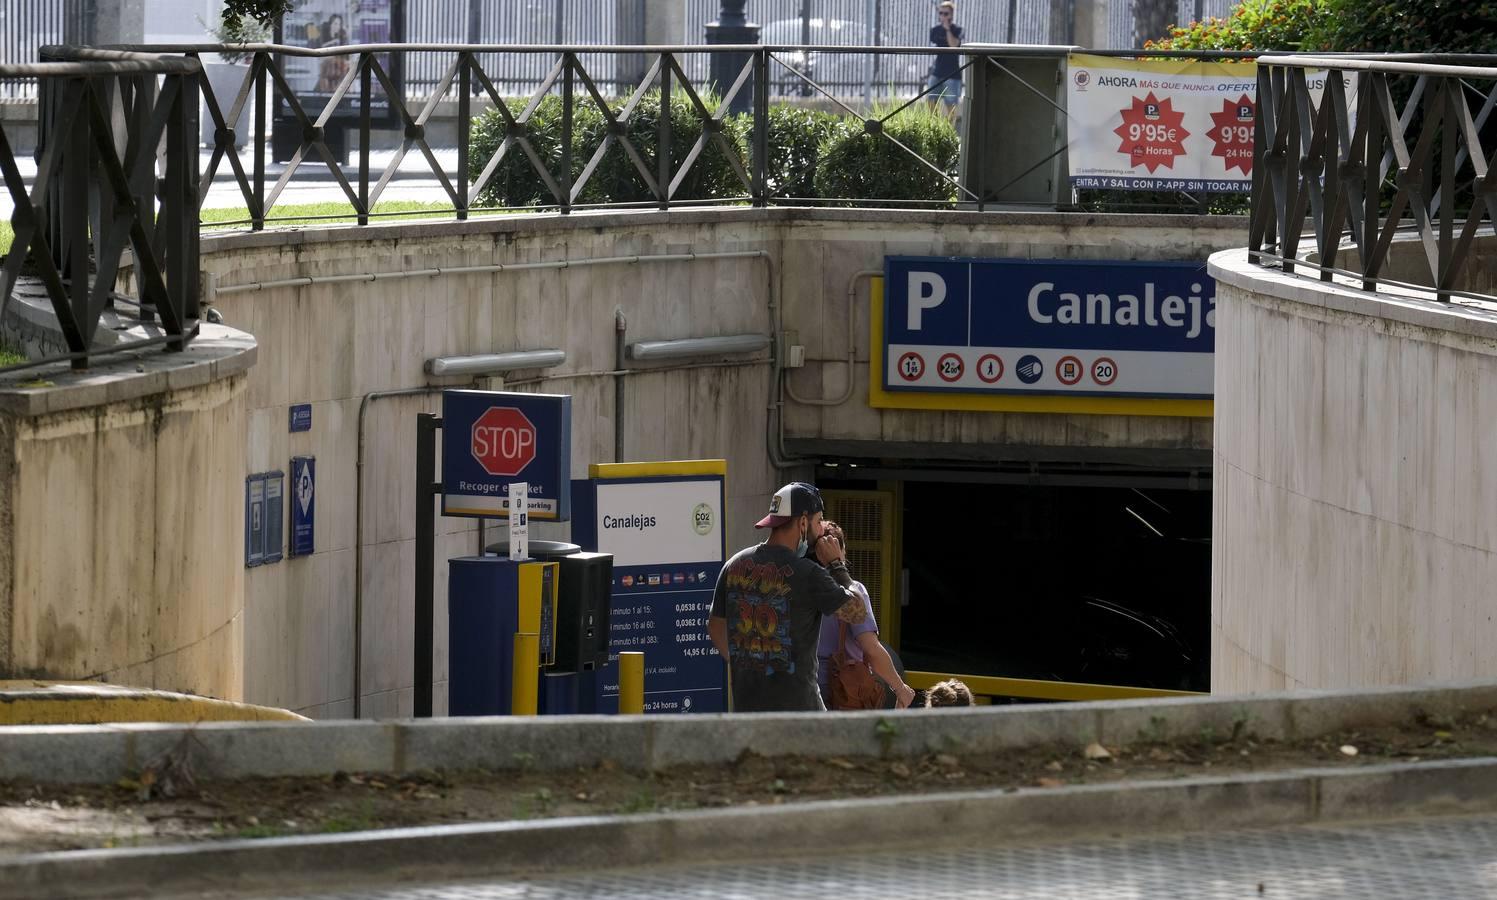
left=1305, top=0, right=1497, bottom=53
left=1146, top=0, right=1321, bottom=51
left=812, top=101, right=961, bottom=205
left=580, top=90, right=751, bottom=205
left=760, top=105, right=842, bottom=199
left=469, top=95, right=606, bottom=209
left=471, top=90, right=751, bottom=208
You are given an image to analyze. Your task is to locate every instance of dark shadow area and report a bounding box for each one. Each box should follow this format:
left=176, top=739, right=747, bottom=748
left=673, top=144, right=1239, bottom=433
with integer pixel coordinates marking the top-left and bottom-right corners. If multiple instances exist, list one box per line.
left=896, top=480, right=1210, bottom=693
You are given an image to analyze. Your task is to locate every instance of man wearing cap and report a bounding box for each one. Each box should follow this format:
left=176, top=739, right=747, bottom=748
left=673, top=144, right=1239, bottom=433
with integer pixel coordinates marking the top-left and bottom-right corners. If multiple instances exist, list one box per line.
left=707, top=482, right=869, bottom=712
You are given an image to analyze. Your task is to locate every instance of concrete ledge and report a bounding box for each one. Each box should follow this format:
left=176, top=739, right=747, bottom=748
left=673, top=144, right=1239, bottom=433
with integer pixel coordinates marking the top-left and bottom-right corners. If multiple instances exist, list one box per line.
left=2, top=680, right=1496, bottom=785
left=0, top=278, right=257, bottom=418
left=201, top=205, right=1248, bottom=255
left=2, top=757, right=1494, bottom=899
left=1208, top=243, right=1497, bottom=348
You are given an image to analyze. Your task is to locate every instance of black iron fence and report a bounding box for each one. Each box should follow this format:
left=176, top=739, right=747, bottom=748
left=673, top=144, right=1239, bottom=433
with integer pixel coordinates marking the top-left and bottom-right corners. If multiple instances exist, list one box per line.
left=1, top=47, right=200, bottom=369
left=113, top=41, right=1086, bottom=229
left=1249, top=54, right=1497, bottom=303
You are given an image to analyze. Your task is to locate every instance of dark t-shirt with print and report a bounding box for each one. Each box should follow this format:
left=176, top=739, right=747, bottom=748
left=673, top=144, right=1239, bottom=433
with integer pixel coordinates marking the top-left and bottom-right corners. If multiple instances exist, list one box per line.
left=710, top=542, right=851, bottom=712
left=929, top=24, right=964, bottom=79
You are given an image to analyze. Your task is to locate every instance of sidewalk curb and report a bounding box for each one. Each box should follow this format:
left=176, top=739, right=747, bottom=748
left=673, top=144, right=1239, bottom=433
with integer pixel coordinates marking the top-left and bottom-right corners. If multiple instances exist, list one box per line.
left=3, top=680, right=1496, bottom=786
left=3, top=757, right=1495, bottom=899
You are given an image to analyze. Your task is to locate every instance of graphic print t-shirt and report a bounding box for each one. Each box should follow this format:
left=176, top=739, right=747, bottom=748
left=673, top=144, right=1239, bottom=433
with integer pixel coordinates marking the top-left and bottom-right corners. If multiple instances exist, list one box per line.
left=710, top=542, right=852, bottom=711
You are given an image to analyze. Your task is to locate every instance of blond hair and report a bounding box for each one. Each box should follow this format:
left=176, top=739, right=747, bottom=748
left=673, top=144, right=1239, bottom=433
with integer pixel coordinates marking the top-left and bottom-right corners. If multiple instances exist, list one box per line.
left=923, top=678, right=973, bottom=708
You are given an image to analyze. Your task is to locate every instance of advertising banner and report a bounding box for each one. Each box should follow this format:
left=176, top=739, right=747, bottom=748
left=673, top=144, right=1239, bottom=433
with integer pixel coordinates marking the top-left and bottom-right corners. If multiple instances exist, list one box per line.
left=1067, top=53, right=1259, bottom=192
left=1067, top=53, right=1356, bottom=193
left=275, top=0, right=400, bottom=124
left=881, top=256, right=1215, bottom=400
left=571, top=462, right=728, bottom=715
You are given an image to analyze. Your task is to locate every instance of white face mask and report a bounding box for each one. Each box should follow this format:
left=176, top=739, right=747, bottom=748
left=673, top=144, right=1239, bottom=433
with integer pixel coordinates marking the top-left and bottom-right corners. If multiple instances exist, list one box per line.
left=796, top=518, right=810, bottom=557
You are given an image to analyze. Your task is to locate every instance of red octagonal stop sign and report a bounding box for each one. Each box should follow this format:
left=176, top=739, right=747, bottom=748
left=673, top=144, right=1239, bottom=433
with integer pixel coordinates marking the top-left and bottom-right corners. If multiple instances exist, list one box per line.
left=470, top=406, right=537, bottom=477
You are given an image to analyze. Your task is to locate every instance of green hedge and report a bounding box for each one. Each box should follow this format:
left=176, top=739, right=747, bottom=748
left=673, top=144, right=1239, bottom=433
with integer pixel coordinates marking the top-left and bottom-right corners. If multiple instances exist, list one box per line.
left=469, top=96, right=961, bottom=208
left=1305, top=0, right=1497, bottom=53
left=812, top=102, right=962, bottom=206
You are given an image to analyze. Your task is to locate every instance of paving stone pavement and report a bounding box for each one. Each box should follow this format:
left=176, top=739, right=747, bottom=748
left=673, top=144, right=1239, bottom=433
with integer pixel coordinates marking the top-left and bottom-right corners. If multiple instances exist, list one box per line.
left=225, top=812, right=1497, bottom=900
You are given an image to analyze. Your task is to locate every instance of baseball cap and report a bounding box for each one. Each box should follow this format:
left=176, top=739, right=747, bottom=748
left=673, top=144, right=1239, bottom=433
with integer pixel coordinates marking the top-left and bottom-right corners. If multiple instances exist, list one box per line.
left=755, top=482, right=824, bottom=529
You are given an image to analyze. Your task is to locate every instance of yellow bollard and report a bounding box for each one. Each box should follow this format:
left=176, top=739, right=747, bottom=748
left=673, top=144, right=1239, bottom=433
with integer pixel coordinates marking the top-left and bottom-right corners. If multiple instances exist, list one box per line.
left=618, top=651, right=644, bottom=714
left=512, top=632, right=539, bottom=716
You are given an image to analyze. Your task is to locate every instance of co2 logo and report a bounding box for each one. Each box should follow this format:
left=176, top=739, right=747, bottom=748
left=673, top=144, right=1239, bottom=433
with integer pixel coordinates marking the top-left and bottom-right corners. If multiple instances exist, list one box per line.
left=692, top=502, right=715, bottom=536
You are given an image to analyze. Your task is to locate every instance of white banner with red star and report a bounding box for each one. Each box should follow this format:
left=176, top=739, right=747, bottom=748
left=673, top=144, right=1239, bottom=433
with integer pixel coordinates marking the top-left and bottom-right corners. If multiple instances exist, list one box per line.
left=1066, top=54, right=1261, bottom=193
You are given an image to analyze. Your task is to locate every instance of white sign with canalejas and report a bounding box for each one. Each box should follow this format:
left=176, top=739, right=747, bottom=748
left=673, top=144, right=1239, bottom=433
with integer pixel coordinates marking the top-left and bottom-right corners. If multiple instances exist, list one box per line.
left=1066, top=53, right=1355, bottom=193
left=593, top=480, right=723, bottom=568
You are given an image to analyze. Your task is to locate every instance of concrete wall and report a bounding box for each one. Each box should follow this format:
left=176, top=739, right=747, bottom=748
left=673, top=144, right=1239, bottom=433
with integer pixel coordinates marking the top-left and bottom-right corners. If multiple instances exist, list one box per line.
left=198, top=208, right=1244, bottom=718
left=0, top=327, right=256, bottom=701
left=1209, top=241, right=1497, bottom=694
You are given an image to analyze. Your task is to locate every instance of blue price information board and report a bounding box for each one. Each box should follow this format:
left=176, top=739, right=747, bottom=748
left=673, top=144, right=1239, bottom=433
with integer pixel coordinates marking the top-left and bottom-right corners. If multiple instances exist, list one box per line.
left=881, top=257, right=1215, bottom=400
left=572, top=463, right=728, bottom=714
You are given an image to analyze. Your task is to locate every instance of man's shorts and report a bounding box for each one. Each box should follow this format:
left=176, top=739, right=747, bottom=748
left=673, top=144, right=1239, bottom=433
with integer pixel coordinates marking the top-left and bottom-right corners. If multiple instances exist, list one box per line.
left=927, top=72, right=962, bottom=106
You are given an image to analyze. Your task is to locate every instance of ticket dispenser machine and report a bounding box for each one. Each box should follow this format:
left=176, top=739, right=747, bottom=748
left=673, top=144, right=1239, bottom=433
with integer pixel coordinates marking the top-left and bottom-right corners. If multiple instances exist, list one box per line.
left=448, top=556, right=558, bottom=715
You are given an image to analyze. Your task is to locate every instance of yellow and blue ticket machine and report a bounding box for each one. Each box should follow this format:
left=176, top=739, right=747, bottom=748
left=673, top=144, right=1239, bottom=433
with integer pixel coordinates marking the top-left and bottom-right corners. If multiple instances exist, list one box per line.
left=448, top=557, right=558, bottom=715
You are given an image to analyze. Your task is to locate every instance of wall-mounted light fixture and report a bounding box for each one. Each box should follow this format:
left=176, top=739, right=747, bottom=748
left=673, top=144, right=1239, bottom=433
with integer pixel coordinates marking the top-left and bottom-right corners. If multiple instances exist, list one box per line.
left=424, top=349, right=566, bottom=377
left=626, top=334, right=771, bottom=362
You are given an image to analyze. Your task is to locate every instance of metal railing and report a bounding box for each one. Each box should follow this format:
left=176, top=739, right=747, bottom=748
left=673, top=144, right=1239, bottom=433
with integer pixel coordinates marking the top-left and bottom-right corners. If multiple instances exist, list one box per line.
left=1249, top=54, right=1497, bottom=303
left=107, top=41, right=1084, bottom=230
left=0, top=46, right=200, bottom=370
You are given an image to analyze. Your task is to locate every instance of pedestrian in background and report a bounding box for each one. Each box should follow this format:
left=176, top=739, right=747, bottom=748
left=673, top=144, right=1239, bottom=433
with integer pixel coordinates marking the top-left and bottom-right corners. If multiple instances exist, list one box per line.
left=928, top=1, right=964, bottom=119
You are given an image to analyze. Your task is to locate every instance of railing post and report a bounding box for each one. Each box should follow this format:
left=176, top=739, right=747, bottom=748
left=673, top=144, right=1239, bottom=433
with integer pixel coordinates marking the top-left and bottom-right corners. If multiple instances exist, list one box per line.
left=561, top=51, right=574, bottom=214
left=359, top=53, right=371, bottom=226
left=659, top=53, right=671, bottom=211
left=1361, top=72, right=1383, bottom=292
left=63, top=75, right=90, bottom=364
left=457, top=51, right=471, bottom=222
left=753, top=47, right=768, bottom=206
left=253, top=52, right=266, bottom=231
left=1438, top=76, right=1456, bottom=302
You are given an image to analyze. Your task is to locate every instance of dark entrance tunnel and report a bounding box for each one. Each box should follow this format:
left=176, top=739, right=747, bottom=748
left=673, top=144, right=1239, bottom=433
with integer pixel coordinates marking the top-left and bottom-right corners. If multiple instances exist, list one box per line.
left=823, top=475, right=1212, bottom=695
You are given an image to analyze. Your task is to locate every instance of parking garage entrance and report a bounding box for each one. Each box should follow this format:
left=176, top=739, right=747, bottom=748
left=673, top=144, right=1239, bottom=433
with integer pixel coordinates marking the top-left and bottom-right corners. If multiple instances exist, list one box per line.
left=820, top=466, right=1211, bottom=700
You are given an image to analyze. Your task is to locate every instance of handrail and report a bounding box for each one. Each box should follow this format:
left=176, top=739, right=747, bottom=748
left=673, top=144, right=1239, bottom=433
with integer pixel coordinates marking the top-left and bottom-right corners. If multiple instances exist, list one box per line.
left=1257, top=53, right=1497, bottom=79
left=102, top=41, right=1081, bottom=57
left=904, top=670, right=1202, bottom=702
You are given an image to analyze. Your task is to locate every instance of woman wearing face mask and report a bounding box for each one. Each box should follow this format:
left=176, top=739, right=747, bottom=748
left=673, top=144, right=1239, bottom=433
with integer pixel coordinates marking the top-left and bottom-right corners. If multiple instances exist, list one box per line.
left=708, top=483, right=870, bottom=712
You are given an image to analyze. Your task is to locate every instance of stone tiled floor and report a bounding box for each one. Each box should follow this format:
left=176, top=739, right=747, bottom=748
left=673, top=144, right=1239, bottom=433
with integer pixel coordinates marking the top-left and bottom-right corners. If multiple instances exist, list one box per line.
left=246, top=813, right=1497, bottom=899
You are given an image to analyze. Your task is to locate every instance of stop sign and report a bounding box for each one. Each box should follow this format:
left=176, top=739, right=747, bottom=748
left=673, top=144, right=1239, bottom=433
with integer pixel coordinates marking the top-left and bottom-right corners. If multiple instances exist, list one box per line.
left=470, top=406, right=537, bottom=477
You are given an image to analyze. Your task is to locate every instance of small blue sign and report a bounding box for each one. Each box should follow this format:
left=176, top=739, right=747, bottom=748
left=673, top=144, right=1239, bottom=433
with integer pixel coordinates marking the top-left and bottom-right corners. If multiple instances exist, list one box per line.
left=263, top=471, right=284, bottom=564
left=441, top=390, right=572, bottom=521
left=245, top=474, right=266, bottom=567
left=291, top=456, right=315, bottom=557
left=883, top=257, right=1216, bottom=398
left=289, top=404, right=313, bottom=433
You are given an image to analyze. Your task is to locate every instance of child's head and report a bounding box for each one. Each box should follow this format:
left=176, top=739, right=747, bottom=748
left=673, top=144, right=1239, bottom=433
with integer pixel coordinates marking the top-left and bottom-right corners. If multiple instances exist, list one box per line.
left=923, top=678, right=973, bottom=708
